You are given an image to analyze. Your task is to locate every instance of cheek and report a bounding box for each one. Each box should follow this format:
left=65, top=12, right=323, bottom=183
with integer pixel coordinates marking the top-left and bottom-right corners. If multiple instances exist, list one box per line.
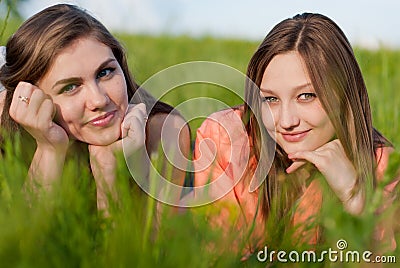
left=54, top=100, right=83, bottom=128
left=319, top=116, right=336, bottom=139
left=260, top=103, right=278, bottom=142
left=260, top=103, right=276, bottom=130
left=305, top=106, right=336, bottom=141
left=305, top=105, right=331, bottom=128
left=108, top=80, right=128, bottom=109
left=306, top=101, right=328, bottom=124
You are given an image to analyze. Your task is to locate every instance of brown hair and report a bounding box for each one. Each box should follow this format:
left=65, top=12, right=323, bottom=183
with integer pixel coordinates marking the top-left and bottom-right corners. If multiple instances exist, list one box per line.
left=243, top=13, right=392, bottom=220
left=0, top=4, right=175, bottom=137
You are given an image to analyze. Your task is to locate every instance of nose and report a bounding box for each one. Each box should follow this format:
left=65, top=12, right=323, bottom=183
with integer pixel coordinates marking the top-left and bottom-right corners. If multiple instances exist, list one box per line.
left=86, top=82, right=110, bottom=111
left=278, top=102, right=300, bottom=130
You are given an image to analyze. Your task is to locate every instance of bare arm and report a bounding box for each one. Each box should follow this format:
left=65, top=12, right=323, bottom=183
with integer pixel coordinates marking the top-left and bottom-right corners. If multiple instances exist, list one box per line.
left=7, top=82, right=69, bottom=191
left=287, top=139, right=364, bottom=215
left=28, top=144, right=68, bottom=191
left=89, top=103, right=147, bottom=213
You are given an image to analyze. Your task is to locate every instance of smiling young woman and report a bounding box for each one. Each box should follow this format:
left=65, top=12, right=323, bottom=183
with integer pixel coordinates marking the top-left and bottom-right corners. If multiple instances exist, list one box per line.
left=259, top=52, right=336, bottom=156
left=194, top=13, right=398, bottom=256
left=0, top=4, right=190, bottom=213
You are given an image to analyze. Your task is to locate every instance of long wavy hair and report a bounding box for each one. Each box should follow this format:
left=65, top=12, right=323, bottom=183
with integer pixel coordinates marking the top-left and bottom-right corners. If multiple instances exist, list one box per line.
left=243, top=13, right=392, bottom=221
left=0, top=4, right=174, bottom=140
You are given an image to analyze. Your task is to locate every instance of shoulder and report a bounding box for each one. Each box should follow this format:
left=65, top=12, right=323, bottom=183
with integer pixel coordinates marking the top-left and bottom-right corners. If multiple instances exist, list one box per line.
left=147, top=112, right=189, bottom=134
left=375, top=146, right=399, bottom=192
left=196, top=107, right=245, bottom=140
left=375, top=146, right=393, bottom=179
left=195, top=107, right=250, bottom=167
left=146, top=112, right=190, bottom=154
left=205, top=106, right=244, bottom=122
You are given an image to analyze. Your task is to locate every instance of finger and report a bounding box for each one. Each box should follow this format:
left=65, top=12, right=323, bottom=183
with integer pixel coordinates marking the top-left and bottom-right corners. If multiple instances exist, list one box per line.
left=51, top=102, right=57, bottom=119
left=37, top=98, right=57, bottom=129
left=10, top=82, right=34, bottom=120
left=123, top=103, right=147, bottom=124
left=122, top=103, right=147, bottom=138
left=288, top=151, right=317, bottom=166
left=125, top=102, right=146, bottom=115
left=286, top=160, right=307, bottom=174
left=125, top=116, right=145, bottom=139
left=21, top=90, right=53, bottom=131
left=314, top=139, right=340, bottom=152
left=27, top=89, right=50, bottom=116
left=121, top=116, right=146, bottom=154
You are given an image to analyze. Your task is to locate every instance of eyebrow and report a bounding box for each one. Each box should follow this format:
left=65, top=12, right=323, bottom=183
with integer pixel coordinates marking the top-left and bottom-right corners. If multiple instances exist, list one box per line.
left=260, top=83, right=313, bottom=94
left=51, top=58, right=117, bottom=90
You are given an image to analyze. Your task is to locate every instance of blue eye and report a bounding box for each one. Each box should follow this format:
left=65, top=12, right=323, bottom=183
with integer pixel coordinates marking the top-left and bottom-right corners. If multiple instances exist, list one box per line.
left=262, top=96, right=279, bottom=103
left=298, top=93, right=316, bottom=102
left=97, top=67, right=115, bottom=79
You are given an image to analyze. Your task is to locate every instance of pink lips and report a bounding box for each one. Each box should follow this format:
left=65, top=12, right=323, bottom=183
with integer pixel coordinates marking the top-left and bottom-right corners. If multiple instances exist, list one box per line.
left=280, top=130, right=310, bottom=142
left=88, top=111, right=116, bottom=127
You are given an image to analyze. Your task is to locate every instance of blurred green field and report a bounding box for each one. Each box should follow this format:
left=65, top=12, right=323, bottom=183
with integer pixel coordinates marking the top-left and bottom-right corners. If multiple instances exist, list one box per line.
left=1, top=17, right=400, bottom=267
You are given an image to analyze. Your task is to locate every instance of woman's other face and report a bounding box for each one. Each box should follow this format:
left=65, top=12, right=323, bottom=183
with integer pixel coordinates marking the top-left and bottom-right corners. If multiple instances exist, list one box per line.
left=38, top=37, right=128, bottom=145
left=260, top=51, right=335, bottom=154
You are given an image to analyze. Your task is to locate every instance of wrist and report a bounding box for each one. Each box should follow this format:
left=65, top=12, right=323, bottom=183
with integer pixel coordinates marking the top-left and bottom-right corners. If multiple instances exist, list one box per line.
left=342, top=185, right=365, bottom=215
left=36, top=140, right=69, bottom=155
left=28, top=142, right=68, bottom=190
left=36, top=143, right=68, bottom=162
left=89, top=149, right=118, bottom=181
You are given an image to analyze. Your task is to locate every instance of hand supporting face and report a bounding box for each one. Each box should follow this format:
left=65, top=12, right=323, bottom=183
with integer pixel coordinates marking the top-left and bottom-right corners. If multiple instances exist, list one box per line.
left=9, top=82, right=70, bottom=190
left=9, top=82, right=70, bottom=151
left=88, top=103, right=147, bottom=167
left=88, top=103, right=148, bottom=212
left=286, top=139, right=363, bottom=214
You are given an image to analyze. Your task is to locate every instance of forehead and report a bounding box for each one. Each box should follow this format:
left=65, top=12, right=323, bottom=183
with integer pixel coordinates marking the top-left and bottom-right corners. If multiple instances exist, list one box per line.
left=261, top=52, right=311, bottom=92
left=53, top=37, right=112, bottom=66
left=38, top=37, right=113, bottom=88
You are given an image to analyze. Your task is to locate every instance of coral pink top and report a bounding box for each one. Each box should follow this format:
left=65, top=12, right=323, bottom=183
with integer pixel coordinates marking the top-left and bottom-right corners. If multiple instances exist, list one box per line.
left=194, top=107, right=397, bottom=254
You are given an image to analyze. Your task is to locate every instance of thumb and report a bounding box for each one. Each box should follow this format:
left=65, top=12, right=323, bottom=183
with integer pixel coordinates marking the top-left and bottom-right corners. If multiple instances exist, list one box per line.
left=122, top=103, right=147, bottom=138
left=286, top=160, right=307, bottom=174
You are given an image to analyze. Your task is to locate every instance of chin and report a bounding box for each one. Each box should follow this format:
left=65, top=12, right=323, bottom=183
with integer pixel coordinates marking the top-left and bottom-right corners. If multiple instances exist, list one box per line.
left=280, top=143, right=308, bottom=155
left=81, top=131, right=121, bottom=146
left=281, top=142, right=323, bottom=155
left=282, top=147, right=298, bottom=155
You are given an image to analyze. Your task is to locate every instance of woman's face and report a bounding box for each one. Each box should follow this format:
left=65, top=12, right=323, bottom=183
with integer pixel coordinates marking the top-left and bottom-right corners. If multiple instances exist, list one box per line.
left=260, top=51, right=335, bottom=154
left=38, top=37, right=128, bottom=145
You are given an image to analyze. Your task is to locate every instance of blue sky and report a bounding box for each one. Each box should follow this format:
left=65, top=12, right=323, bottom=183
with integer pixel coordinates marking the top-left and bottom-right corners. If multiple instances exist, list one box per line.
left=16, top=0, right=400, bottom=48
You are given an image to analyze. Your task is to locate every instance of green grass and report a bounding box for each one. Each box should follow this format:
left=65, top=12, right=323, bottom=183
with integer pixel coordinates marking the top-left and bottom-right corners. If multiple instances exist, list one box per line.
left=1, top=19, right=400, bottom=267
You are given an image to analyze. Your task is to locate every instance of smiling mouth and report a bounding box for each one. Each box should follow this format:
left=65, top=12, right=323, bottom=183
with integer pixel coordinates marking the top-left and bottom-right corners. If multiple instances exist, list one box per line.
left=88, top=111, right=117, bottom=127
left=280, top=130, right=311, bottom=142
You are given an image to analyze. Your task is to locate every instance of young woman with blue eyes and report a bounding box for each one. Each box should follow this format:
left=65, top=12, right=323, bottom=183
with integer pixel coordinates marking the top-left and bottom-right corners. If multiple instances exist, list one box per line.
left=194, top=13, right=397, bottom=256
left=0, top=4, right=190, bottom=212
